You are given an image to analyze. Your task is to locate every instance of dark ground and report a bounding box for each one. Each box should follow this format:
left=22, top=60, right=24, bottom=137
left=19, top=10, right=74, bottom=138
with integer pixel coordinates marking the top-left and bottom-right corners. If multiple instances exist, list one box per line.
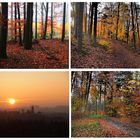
left=0, top=112, right=69, bottom=137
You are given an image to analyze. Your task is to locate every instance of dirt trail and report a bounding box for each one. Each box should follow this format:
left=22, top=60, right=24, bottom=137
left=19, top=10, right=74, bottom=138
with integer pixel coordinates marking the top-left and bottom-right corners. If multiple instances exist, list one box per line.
left=108, top=39, right=140, bottom=68
left=72, top=38, right=140, bottom=68
left=106, top=117, right=140, bottom=137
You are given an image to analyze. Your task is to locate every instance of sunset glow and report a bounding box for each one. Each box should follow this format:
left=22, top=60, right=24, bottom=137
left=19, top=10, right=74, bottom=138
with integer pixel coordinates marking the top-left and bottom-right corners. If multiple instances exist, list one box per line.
left=0, top=72, right=69, bottom=108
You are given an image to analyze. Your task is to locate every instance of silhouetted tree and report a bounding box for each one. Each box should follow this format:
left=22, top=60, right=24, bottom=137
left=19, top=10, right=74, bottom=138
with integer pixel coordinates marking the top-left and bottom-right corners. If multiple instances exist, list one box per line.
left=35, top=2, right=38, bottom=40
left=43, top=3, right=49, bottom=39
left=93, top=2, right=98, bottom=47
left=51, top=3, right=53, bottom=39
left=0, top=3, right=8, bottom=58
left=77, top=2, right=84, bottom=50
left=24, top=3, right=33, bottom=50
left=17, top=3, right=22, bottom=45
left=61, top=2, right=66, bottom=42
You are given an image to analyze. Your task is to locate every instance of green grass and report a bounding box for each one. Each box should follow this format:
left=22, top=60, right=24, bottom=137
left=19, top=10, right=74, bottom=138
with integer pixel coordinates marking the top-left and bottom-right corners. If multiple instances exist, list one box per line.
left=72, top=121, right=106, bottom=137
left=77, top=122, right=100, bottom=129
left=89, top=114, right=107, bottom=119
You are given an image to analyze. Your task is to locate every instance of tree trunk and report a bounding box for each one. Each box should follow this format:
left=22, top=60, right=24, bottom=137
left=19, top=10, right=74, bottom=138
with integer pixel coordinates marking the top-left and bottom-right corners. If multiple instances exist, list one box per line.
left=51, top=3, right=53, bottom=39
left=11, top=2, right=14, bottom=40
left=35, top=2, right=37, bottom=40
left=93, top=3, right=98, bottom=47
left=89, top=3, right=94, bottom=37
left=85, top=3, right=87, bottom=34
left=41, top=3, right=44, bottom=38
left=24, top=3, right=33, bottom=50
left=134, top=3, right=140, bottom=51
left=17, top=3, right=22, bottom=46
left=116, top=3, right=120, bottom=40
left=77, top=2, right=84, bottom=51
left=15, top=3, right=17, bottom=42
left=88, top=3, right=91, bottom=35
left=131, top=2, right=136, bottom=49
left=61, top=2, right=66, bottom=42
left=126, top=8, right=130, bottom=45
left=74, top=3, right=78, bottom=38
left=23, top=2, right=26, bottom=43
left=43, top=3, right=48, bottom=39
left=0, top=3, right=8, bottom=59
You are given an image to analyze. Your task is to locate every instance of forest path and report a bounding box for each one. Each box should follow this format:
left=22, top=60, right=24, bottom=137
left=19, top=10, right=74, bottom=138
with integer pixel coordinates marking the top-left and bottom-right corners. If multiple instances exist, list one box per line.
left=108, top=39, right=140, bottom=68
left=105, top=117, right=140, bottom=137
left=71, top=38, right=140, bottom=68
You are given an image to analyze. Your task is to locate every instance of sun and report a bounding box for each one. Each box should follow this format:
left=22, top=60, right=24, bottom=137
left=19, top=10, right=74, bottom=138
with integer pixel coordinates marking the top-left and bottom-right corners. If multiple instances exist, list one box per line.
left=8, top=98, right=16, bottom=105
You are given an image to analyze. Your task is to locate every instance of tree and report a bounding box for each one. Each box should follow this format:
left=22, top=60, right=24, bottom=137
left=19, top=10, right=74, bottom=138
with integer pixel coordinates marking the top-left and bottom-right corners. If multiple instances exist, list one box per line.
left=134, top=3, right=140, bottom=51
left=23, top=2, right=26, bottom=43
left=84, top=3, right=87, bottom=34
left=14, top=3, right=17, bottom=42
left=116, top=2, right=120, bottom=40
left=35, top=2, right=38, bottom=40
left=61, top=2, right=66, bottom=42
left=24, top=3, right=33, bottom=50
left=0, top=3, right=8, bottom=58
left=41, top=3, right=44, bottom=38
left=51, top=3, right=53, bottom=39
left=11, top=2, right=14, bottom=40
left=43, top=2, right=48, bottom=39
left=130, top=2, right=136, bottom=49
left=89, top=3, right=94, bottom=37
left=77, top=2, right=84, bottom=51
left=17, top=3, right=22, bottom=45
left=93, top=2, right=98, bottom=47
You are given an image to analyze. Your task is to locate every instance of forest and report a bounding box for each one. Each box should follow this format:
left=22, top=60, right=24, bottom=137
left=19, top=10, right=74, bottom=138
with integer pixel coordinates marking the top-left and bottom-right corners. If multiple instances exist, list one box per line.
left=0, top=2, right=69, bottom=68
left=72, top=71, right=140, bottom=137
left=71, top=2, right=140, bottom=68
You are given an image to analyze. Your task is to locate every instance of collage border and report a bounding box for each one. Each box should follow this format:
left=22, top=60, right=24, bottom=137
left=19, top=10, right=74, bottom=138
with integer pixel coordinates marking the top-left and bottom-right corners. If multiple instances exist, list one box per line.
left=0, top=0, right=140, bottom=139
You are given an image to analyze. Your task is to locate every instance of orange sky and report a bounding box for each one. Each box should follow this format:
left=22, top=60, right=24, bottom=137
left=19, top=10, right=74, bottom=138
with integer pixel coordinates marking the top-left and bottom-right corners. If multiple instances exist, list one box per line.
left=0, top=72, right=69, bottom=108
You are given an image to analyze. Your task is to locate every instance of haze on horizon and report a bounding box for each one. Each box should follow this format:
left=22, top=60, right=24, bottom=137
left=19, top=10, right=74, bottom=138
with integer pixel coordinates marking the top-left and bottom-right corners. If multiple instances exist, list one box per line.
left=0, top=72, right=69, bottom=108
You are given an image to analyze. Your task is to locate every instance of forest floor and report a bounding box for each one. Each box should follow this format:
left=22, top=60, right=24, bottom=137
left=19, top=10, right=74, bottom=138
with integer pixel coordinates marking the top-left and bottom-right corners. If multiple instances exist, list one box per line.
left=71, top=38, right=140, bottom=68
left=72, top=117, right=140, bottom=137
left=0, top=39, right=69, bottom=69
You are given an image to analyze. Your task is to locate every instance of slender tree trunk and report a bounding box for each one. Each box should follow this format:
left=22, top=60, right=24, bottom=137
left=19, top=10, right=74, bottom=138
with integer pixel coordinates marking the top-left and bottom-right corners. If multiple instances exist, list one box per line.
left=35, top=2, right=37, bottom=40
left=126, top=9, right=130, bottom=45
left=15, top=3, right=17, bottom=42
left=77, top=3, right=84, bottom=51
left=43, top=3, right=48, bottom=39
left=11, top=3, right=14, bottom=40
left=17, top=3, right=22, bottom=46
left=134, top=3, right=140, bottom=51
left=88, top=3, right=91, bottom=35
left=24, top=3, right=33, bottom=50
left=51, top=3, right=53, bottom=39
left=89, top=3, right=94, bottom=37
left=41, top=3, right=44, bottom=38
left=61, top=2, right=66, bottom=42
left=93, top=2, right=98, bottom=47
left=0, top=3, right=8, bottom=58
left=116, top=3, right=120, bottom=40
left=85, top=3, right=87, bottom=34
left=131, top=2, right=136, bottom=49
left=74, top=3, right=78, bottom=38
left=23, top=2, right=26, bottom=43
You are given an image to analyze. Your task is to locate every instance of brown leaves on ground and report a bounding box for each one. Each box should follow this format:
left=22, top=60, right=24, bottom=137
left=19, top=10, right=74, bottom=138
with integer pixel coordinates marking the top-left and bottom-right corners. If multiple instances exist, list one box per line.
left=71, top=38, right=140, bottom=68
left=72, top=118, right=130, bottom=137
left=99, top=119, right=129, bottom=137
left=72, top=118, right=106, bottom=137
left=0, top=39, right=69, bottom=68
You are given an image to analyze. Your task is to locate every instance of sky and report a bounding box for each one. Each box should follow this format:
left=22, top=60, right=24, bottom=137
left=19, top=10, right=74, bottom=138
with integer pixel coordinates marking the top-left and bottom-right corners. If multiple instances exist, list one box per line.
left=0, top=72, right=69, bottom=109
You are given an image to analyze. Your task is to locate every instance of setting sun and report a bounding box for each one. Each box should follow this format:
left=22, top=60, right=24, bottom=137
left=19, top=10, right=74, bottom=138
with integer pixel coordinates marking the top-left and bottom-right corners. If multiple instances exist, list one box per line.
left=8, top=98, right=16, bottom=105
